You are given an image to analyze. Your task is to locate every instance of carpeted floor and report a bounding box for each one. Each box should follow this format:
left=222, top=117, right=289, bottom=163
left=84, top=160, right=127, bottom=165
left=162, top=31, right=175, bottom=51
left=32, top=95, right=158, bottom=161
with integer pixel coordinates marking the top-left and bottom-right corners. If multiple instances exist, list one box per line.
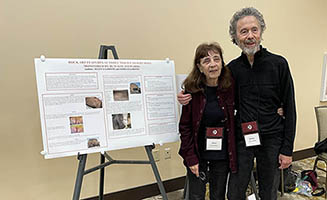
left=144, top=156, right=327, bottom=200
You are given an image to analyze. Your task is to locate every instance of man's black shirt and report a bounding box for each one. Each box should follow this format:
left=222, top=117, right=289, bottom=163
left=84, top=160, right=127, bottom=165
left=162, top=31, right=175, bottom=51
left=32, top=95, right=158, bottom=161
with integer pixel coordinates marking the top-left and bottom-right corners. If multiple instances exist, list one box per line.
left=228, top=47, right=296, bottom=156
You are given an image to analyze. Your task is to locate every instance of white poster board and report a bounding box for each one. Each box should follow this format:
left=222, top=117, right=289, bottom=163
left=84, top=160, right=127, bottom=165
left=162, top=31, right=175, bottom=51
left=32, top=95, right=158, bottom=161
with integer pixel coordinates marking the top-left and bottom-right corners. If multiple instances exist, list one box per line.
left=320, top=53, right=327, bottom=101
left=35, top=58, right=179, bottom=159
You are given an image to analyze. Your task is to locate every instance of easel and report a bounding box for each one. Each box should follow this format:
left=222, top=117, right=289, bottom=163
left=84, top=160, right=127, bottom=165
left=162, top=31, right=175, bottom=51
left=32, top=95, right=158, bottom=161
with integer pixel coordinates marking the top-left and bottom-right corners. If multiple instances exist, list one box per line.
left=72, top=45, right=168, bottom=200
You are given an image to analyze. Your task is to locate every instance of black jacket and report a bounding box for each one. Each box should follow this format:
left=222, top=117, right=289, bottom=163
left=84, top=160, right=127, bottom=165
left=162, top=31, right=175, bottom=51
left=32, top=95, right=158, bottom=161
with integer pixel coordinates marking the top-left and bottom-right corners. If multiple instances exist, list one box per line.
left=228, top=47, right=296, bottom=156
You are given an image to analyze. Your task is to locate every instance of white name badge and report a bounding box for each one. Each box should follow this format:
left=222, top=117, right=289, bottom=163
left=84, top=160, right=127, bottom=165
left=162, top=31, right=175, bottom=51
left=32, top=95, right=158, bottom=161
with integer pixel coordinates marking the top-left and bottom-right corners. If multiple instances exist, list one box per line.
left=206, top=138, right=222, bottom=150
left=244, top=132, right=261, bottom=147
left=247, top=193, right=257, bottom=200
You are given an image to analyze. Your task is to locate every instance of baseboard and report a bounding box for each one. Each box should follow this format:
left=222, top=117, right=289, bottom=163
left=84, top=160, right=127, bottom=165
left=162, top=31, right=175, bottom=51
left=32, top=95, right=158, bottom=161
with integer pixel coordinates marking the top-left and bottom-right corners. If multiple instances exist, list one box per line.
left=83, top=176, right=186, bottom=200
left=83, top=147, right=315, bottom=200
left=293, top=147, right=315, bottom=161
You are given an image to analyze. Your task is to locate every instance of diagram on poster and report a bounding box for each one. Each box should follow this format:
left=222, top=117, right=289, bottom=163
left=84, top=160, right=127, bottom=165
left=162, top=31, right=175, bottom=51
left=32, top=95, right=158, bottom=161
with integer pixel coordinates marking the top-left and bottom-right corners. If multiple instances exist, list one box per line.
left=35, top=58, right=179, bottom=159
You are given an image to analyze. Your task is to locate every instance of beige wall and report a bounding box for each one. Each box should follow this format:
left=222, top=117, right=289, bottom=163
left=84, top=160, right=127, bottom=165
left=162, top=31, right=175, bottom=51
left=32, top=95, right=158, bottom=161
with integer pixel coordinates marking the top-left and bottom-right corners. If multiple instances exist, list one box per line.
left=2, top=0, right=327, bottom=199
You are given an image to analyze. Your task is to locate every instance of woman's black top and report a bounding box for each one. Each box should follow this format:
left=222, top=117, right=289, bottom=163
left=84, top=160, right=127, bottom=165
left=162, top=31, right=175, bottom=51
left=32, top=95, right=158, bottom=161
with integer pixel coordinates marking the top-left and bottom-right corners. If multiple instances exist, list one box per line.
left=198, top=86, right=228, bottom=160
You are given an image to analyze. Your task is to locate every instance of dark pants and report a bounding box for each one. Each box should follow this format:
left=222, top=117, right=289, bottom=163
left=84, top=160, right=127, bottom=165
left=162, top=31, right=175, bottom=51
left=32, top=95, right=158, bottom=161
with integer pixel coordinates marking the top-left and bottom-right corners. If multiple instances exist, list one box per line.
left=187, top=159, right=229, bottom=200
left=227, top=134, right=282, bottom=200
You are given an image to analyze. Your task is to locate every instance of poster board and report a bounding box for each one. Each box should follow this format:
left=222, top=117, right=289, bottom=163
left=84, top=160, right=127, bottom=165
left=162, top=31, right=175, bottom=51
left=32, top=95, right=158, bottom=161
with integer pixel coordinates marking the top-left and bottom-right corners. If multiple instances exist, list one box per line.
left=320, top=53, right=327, bottom=101
left=35, top=58, right=179, bottom=159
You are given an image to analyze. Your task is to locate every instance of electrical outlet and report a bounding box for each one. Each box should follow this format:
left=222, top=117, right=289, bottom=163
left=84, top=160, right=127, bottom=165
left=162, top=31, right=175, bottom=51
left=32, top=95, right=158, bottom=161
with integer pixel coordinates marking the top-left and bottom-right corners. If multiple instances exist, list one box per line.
left=164, top=148, right=171, bottom=159
left=153, top=149, right=160, bottom=162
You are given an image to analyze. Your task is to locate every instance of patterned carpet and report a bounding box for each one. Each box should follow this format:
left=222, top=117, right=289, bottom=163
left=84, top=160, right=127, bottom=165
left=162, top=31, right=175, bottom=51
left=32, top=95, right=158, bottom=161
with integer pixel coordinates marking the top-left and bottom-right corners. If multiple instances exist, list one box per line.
left=144, top=157, right=327, bottom=200
left=278, top=156, right=326, bottom=200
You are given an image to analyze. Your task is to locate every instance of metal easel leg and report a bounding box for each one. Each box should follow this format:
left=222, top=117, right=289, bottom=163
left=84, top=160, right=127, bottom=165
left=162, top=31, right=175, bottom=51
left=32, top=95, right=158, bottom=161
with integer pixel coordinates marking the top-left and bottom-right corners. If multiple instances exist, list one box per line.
left=99, top=154, right=105, bottom=200
left=73, top=154, right=87, bottom=200
left=145, top=145, right=168, bottom=200
left=280, top=169, right=284, bottom=197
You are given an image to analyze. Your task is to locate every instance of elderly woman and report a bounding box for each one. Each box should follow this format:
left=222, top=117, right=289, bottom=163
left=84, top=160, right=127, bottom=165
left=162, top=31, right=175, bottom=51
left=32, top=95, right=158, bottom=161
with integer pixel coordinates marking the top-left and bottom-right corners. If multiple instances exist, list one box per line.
left=179, top=42, right=237, bottom=200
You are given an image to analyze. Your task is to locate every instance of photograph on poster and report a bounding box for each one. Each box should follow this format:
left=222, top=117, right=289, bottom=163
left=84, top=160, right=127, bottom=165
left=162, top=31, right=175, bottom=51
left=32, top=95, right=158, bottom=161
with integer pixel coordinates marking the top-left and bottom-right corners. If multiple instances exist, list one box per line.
left=112, top=113, right=131, bottom=130
left=113, top=90, right=129, bottom=101
left=87, top=138, right=100, bottom=148
left=85, top=96, right=103, bottom=109
left=69, top=116, right=84, bottom=133
left=320, top=53, right=327, bottom=101
left=130, top=82, right=141, bottom=94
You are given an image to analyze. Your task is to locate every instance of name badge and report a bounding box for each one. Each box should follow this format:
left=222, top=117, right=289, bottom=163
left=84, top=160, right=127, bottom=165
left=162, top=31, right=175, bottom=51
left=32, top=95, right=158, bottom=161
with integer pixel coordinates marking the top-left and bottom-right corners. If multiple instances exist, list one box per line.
left=244, top=133, right=261, bottom=147
left=205, top=127, right=223, bottom=151
left=241, top=121, right=261, bottom=147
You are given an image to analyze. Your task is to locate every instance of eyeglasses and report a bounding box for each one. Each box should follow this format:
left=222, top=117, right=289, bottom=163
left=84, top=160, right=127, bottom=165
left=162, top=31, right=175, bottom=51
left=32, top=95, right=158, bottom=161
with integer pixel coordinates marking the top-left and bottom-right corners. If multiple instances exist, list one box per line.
left=199, top=171, right=207, bottom=183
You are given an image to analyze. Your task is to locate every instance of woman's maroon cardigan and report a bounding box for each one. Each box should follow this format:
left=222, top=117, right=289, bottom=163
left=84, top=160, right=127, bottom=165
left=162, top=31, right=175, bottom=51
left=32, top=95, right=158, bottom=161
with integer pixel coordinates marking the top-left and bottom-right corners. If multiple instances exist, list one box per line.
left=178, top=81, right=237, bottom=173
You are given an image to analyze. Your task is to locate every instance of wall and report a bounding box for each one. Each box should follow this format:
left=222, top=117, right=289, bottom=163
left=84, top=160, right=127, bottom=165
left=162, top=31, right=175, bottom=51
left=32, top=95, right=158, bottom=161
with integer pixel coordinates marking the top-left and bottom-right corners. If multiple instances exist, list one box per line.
left=1, top=0, right=327, bottom=199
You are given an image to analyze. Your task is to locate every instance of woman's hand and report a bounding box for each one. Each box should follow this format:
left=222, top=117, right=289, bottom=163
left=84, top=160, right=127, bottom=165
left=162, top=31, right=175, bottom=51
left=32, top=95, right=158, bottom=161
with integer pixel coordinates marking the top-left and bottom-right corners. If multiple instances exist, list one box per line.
left=189, top=164, right=199, bottom=177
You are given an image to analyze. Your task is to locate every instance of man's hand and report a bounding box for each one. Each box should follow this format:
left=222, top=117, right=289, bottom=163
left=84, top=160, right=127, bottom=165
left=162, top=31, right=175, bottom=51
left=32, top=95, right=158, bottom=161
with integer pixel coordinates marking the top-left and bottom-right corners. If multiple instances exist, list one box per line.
left=277, top=108, right=284, bottom=116
left=189, top=164, right=199, bottom=177
left=279, top=154, right=292, bottom=169
left=177, top=91, right=192, bottom=105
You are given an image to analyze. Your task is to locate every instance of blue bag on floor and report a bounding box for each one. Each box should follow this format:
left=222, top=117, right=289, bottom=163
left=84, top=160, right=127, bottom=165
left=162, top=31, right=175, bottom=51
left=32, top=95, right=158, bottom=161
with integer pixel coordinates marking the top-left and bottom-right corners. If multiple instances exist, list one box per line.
left=293, top=177, right=312, bottom=197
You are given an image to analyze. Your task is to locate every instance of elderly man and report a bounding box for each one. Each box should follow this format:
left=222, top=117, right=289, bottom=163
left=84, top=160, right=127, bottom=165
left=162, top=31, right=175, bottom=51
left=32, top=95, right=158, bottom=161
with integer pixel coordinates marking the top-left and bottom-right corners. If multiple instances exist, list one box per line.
left=226, top=7, right=296, bottom=200
left=178, top=7, right=296, bottom=200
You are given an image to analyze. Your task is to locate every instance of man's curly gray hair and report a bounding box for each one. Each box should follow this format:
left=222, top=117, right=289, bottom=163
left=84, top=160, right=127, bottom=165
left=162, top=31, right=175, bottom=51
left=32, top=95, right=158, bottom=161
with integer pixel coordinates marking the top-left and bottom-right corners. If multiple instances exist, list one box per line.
left=229, top=7, right=266, bottom=44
